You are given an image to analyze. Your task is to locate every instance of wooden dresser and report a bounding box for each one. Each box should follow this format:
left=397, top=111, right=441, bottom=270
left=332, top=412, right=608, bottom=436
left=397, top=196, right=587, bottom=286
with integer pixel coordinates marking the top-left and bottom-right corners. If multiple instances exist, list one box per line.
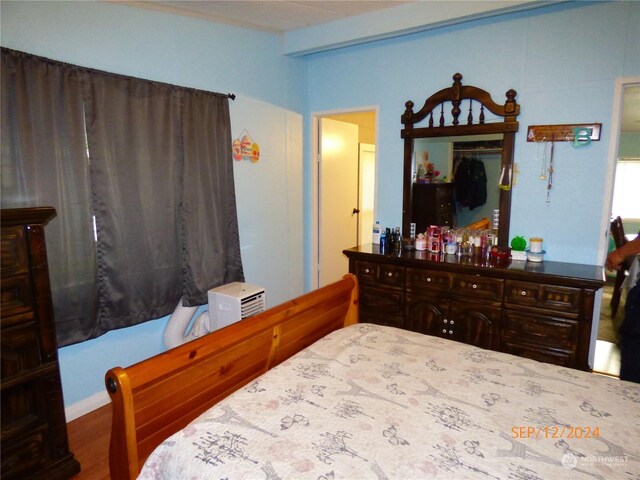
left=344, top=244, right=605, bottom=371
left=1, top=207, right=80, bottom=479
left=411, top=182, right=455, bottom=233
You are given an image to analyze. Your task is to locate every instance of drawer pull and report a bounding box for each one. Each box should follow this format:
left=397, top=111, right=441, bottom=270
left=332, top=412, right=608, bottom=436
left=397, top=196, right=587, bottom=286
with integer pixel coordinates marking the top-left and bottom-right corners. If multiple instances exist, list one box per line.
left=449, top=330, right=453, bottom=335
left=364, top=268, right=370, bottom=274
left=472, top=284, right=478, bottom=289
left=450, top=320, right=454, bottom=325
left=387, top=272, right=393, bottom=277
left=521, top=290, right=527, bottom=296
left=444, top=319, right=448, bottom=324
left=442, top=329, right=447, bottom=334
left=426, top=277, right=432, bottom=283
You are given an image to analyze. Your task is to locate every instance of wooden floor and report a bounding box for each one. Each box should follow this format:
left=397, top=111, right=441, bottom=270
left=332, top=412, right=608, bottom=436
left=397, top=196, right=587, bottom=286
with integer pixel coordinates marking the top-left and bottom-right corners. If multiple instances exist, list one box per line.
left=67, top=403, right=112, bottom=479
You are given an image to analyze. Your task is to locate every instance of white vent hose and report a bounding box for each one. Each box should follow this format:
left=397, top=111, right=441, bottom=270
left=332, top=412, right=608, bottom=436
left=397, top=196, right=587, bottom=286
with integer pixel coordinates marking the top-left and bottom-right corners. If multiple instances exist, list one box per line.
left=163, top=297, right=210, bottom=350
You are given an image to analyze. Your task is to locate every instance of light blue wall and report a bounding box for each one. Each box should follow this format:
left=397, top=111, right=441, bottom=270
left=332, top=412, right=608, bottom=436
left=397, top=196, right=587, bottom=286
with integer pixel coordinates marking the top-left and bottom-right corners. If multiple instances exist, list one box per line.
left=2, top=0, right=639, bottom=413
left=305, top=1, right=640, bottom=267
left=1, top=1, right=306, bottom=412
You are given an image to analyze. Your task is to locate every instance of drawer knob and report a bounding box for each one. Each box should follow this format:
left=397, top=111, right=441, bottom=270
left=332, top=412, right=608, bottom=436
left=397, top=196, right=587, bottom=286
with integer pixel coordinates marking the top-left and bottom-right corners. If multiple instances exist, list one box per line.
left=442, top=329, right=447, bottom=334
left=387, top=272, right=393, bottom=277
left=521, top=290, right=527, bottom=296
left=450, top=320, right=454, bottom=325
left=472, top=284, right=478, bottom=289
left=449, top=330, right=453, bottom=335
left=426, top=277, right=432, bottom=283
left=365, top=268, right=370, bottom=273
left=444, top=319, right=448, bottom=324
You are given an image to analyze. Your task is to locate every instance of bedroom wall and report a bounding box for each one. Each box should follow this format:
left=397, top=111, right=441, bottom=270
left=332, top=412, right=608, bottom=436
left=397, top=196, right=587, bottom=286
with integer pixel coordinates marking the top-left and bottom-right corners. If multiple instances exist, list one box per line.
left=1, top=1, right=306, bottom=417
left=304, top=1, right=640, bottom=267
left=2, top=0, right=639, bottom=416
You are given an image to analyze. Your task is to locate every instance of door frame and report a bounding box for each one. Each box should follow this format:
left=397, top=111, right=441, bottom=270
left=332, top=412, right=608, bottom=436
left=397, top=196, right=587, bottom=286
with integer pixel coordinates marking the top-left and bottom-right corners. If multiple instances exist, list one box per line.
left=310, top=106, right=379, bottom=290
left=599, top=76, right=640, bottom=266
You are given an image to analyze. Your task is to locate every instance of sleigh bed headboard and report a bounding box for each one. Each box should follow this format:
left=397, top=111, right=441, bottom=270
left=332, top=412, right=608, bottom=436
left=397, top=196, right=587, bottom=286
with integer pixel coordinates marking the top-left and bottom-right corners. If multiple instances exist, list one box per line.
left=105, top=274, right=359, bottom=480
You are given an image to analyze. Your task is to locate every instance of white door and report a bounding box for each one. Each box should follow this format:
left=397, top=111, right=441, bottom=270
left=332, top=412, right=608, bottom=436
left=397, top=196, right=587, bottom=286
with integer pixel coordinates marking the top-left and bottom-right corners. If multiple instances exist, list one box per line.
left=319, top=118, right=359, bottom=287
left=358, top=143, right=376, bottom=245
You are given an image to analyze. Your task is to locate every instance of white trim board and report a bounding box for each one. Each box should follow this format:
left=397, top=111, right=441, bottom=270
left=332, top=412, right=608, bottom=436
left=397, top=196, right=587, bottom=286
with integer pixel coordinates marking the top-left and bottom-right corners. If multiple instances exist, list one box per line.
left=65, top=390, right=111, bottom=422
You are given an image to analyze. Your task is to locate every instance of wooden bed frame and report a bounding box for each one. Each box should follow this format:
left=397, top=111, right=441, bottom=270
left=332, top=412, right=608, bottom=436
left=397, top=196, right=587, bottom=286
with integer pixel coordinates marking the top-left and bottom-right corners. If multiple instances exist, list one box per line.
left=104, top=274, right=359, bottom=480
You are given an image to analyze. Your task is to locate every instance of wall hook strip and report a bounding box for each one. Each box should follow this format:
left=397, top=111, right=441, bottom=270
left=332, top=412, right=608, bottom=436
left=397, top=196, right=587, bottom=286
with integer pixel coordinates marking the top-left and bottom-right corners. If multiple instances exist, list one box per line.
left=526, top=123, right=601, bottom=143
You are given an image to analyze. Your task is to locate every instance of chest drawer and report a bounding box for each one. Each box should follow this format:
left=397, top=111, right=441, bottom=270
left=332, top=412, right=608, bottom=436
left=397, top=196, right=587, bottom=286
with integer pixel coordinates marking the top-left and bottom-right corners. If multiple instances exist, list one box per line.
left=504, top=280, right=582, bottom=314
left=1, top=226, right=28, bottom=277
left=434, top=186, right=454, bottom=210
left=502, top=310, right=578, bottom=350
left=406, top=267, right=450, bottom=293
left=452, top=274, right=503, bottom=302
left=1, top=322, right=42, bottom=381
left=1, top=276, right=34, bottom=320
left=354, top=260, right=404, bottom=288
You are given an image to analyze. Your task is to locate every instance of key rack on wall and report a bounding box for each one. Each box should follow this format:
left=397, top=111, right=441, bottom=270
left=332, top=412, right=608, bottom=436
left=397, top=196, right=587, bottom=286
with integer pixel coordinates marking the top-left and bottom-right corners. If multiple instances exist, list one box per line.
left=526, top=123, right=601, bottom=144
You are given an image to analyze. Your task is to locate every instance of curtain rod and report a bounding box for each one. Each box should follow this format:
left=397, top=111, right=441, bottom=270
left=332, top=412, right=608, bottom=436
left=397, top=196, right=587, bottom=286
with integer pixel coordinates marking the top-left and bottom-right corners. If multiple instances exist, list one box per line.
left=1, top=47, right=236, bottom=101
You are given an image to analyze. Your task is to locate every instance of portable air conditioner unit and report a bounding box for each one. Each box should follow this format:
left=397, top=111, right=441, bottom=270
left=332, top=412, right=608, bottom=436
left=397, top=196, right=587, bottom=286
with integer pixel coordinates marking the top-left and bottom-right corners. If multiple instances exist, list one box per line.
left=207, top=282, right=266, bottom=332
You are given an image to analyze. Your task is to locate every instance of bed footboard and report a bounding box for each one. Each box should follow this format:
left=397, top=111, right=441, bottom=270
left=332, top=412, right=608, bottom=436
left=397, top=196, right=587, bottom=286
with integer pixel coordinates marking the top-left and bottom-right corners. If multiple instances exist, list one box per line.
left=105, top=274, right=359, bottom=480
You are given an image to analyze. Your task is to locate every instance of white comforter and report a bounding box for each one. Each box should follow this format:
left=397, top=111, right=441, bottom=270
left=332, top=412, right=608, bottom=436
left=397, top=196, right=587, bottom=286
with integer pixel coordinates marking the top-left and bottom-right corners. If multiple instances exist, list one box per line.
left=139, top=324, right=640, bottom=479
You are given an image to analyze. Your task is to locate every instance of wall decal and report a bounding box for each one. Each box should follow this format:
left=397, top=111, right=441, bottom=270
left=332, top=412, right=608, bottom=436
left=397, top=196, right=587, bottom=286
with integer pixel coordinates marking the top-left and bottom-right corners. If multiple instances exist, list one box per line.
left=233, top=130, right=260, bottom=163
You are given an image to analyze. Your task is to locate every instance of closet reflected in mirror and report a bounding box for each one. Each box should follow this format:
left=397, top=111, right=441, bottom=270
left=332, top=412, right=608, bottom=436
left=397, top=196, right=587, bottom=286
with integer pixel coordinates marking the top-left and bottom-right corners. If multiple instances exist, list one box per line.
left=412, top=134, right=503, bottom=233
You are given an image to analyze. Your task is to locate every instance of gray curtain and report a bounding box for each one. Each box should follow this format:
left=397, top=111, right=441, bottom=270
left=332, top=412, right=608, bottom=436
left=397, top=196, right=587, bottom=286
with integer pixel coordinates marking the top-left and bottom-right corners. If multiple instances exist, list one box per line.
left=83, top=72, right=184, bottom=330
left=1, top=48, right=99, bottom=345
left=181, top=91, right=244, bottom=305
left=1, top=48, right=244, bottom=346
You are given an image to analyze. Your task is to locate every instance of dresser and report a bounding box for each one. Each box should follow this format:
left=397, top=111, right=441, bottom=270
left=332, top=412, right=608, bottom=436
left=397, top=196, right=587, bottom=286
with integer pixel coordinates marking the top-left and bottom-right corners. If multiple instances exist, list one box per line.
left=344, top=244, right=605, bottom=371
left=1, top=207, right=80, bottom=479
left=411, top=182, right=455, bottom=233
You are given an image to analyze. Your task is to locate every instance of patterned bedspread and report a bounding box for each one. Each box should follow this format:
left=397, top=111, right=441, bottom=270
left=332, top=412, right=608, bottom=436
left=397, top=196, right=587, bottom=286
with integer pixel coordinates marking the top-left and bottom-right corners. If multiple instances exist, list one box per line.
left=139, top=324, right=640, bottom=479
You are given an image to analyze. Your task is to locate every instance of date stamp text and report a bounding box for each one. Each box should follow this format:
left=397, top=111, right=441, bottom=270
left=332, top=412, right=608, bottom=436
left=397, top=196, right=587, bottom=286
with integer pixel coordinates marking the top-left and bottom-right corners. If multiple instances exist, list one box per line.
left=511, top=426, right=600, bottom=439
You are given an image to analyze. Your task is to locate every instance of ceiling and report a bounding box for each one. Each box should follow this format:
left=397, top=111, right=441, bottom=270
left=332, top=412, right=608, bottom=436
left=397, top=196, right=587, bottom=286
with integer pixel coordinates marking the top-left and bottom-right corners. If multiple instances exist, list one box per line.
left=119, top=0, right=415, bottom=33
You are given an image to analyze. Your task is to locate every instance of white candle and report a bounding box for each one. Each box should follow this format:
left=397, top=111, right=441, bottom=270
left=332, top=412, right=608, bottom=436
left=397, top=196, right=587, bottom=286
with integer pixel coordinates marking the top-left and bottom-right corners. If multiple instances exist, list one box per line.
left=529, top=237, right=543, bottom=253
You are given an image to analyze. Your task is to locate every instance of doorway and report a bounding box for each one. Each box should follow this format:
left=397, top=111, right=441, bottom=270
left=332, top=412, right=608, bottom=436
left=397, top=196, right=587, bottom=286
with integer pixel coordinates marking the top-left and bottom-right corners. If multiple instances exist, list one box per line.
left=312, top=109, right=377, bottom=289
left=594, top=78, right=640, bottom=377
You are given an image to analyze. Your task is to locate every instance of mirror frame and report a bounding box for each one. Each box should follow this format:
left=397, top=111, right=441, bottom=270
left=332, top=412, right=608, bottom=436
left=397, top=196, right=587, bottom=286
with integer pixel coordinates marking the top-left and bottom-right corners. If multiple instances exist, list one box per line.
left=401, top=73, right=520, bottom=246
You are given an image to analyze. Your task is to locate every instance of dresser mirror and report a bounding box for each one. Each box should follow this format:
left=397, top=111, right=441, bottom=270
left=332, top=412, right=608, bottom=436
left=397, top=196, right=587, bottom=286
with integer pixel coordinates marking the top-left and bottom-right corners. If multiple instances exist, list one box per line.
left=401, top=73, right=520, bottom=246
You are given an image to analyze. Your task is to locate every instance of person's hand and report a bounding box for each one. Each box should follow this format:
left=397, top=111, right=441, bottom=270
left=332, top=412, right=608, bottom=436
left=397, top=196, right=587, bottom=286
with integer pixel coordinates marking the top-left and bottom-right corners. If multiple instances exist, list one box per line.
left=606, top=250, right=624, bottom=270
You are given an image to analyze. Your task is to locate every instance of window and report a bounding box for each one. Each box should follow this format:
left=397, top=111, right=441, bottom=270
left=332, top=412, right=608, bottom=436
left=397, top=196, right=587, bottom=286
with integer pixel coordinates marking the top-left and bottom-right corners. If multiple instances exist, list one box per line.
left=1, top=48, right=243, bottom=346
left=612, top=159, right=640, bottom=220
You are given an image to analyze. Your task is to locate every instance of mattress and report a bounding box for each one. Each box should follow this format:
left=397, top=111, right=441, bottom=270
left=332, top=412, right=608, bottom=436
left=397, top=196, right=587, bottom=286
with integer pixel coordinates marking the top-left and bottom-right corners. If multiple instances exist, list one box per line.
left=139, top=323, right=640, bottom=479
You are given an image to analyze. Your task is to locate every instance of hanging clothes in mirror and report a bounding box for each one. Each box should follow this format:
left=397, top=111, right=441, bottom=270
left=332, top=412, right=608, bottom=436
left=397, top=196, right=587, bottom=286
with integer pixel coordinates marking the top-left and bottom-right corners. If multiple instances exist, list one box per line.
left=453, top=154, right=487, bottom=210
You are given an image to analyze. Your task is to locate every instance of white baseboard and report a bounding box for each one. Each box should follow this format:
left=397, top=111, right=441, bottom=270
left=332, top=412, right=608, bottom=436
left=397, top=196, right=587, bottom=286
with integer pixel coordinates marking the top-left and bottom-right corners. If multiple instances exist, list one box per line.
left=65, top=390, right=111, bottom=422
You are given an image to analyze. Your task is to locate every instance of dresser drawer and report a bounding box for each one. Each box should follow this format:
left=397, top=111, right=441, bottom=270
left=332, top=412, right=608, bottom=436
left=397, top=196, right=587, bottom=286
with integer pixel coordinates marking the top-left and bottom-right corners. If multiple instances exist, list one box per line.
left=1, top=226, right=28, bottom=277
left=502, top=310, right=578, bottom=350
left=452, top=274, right=503, bottom=302
left=406, top=267, right=450, bottom=293
left=360, top=311, right=405, bottom=330
left=360, top=285, right=404, bottom=315
left=354, top=260, right=404, bottom=288
left=501, top=340, right=574, bottom=367
left=505, top=281, right=582, bottom=314
left=1, top=276, right=33, bottom=319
